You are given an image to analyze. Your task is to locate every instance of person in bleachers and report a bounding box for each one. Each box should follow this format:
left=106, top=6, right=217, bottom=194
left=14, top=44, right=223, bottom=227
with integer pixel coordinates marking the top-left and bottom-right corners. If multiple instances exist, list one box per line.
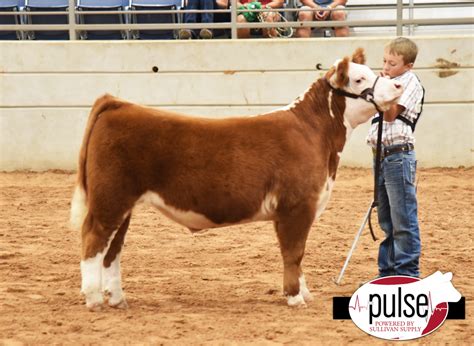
left=179, top=0, right=229, bottom=39
left=237, top=0, right=284, bottom=38
left=296, top=0, right=349, bottom=38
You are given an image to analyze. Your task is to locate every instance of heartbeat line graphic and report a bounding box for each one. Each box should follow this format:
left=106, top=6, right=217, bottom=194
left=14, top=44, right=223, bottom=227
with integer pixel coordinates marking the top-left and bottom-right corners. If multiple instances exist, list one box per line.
left=349, top=295, right=367, bottom=312
left=421, top=291, right=448, bottom=321
left=429, top=291, right=448, bottom=313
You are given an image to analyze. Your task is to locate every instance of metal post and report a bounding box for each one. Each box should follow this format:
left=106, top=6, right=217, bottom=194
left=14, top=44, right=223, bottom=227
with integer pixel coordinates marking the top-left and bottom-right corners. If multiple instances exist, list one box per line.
left=396, top=0, right=403, bottom=36
left=231, top=0, right=237, bottom=39
left=68, top=0, right=76, bottom=40
left=409, top=0, right=414, bottom=36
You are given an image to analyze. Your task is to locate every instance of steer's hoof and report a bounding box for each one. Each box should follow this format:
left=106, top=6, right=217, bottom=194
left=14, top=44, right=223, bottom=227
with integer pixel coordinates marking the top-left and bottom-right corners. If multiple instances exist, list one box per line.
left=84, top=291, right=104, bottom=312
left=287, top=293, right=307, bottom=308
left=87, top=302, right=104, bottom=312
left=109, top=298, right=128, bottom=310
left=302, top=290, right=314, bottom=303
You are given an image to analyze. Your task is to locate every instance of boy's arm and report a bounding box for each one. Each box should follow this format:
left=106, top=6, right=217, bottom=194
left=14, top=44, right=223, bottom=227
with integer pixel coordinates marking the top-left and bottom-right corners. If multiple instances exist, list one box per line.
left=383, top=104, right=405, bottom=122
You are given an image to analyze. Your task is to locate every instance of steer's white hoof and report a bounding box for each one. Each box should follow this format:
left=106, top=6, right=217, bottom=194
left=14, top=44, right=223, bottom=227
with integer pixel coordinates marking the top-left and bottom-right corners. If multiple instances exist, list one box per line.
left=104, top=287, right=128, bottom=309
left=109, top=298, right=128, bottom=309
left=302, top=291, right=314, bottom=303
left=84, top=291, right=104, bottom=312
left=87, top=302, right=104, bottom=312
left=287, top=293, right=307, bottom=308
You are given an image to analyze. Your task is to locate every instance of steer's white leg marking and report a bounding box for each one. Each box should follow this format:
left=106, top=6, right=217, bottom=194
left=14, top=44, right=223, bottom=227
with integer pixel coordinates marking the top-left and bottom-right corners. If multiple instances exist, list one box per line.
left=286, top=275, right=313, bottom=307
left=287, top=292, right=306, bottom=307
left=81, top=230, right=117, bottom=311
left=103, top=255, right=128, bottom=309
left=81, top=253, right=105, bottom=311
left=299, top=275, right=314, bottom=302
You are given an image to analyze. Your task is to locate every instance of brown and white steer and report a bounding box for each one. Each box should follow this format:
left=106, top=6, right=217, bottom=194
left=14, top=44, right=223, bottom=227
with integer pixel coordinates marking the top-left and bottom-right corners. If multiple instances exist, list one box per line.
left=70, top=49, right=403, bottom=311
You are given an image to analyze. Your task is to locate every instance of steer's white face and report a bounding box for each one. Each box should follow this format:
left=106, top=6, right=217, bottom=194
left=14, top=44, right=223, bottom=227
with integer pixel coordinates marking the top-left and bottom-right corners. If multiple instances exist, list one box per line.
left=329, top=59, right=404, bottom=129
left=346, top=62, right=403, bottom=112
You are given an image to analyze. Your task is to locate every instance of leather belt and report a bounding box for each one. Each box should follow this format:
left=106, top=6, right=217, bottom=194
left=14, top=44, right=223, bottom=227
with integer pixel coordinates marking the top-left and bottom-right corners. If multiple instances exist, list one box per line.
left=373, top=143, right=414, bottom=160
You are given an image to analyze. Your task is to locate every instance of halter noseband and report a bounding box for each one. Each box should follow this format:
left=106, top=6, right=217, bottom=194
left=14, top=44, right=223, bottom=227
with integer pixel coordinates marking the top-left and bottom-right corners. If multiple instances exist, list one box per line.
left=326, top=76, right=382, bottom=113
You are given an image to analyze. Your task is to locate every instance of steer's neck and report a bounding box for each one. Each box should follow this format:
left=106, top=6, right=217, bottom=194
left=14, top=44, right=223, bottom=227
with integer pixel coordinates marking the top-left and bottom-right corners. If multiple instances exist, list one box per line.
left=290, top=78, right=348, bottom=154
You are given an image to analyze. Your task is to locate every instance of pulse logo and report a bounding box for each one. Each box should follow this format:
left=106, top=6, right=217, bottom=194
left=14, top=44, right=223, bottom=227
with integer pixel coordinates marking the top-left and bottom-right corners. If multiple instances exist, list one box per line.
left=349, top=271, right=461, bottom=340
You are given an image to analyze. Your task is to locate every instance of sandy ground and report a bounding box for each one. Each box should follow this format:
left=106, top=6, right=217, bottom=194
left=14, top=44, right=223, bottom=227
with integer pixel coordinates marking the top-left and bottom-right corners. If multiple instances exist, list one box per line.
left=0, top=168, right=472, bottom=345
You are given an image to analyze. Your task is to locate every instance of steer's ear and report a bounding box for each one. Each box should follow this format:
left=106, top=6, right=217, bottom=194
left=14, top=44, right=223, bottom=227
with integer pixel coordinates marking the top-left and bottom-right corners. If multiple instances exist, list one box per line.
left=334, top=57, right=350, bottom=88
left=351, top=48, right=366, bottom=64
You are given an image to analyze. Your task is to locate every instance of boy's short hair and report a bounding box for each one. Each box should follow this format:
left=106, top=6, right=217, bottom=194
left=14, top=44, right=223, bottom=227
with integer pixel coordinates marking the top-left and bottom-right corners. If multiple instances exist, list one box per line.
left=385, top=37, right=418, bottom=65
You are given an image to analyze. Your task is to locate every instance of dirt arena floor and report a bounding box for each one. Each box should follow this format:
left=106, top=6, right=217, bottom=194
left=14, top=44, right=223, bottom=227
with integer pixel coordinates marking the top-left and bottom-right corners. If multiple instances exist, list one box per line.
left=0, top=167, right=472, bottom=345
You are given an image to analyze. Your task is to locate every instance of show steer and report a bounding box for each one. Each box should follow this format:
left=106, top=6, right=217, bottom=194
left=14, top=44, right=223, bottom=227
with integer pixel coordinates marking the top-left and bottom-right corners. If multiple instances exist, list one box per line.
left=70, top=48, right=403, bottom=311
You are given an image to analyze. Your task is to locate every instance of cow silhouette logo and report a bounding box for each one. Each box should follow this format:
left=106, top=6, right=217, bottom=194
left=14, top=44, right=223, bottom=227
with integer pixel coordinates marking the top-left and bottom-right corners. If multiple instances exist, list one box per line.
left=349, top=271, right=461, bottom=340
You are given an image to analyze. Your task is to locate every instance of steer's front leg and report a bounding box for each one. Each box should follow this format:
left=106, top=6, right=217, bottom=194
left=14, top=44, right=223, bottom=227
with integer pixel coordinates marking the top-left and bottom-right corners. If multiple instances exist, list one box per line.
left=274, top=202, right=315, bottom=307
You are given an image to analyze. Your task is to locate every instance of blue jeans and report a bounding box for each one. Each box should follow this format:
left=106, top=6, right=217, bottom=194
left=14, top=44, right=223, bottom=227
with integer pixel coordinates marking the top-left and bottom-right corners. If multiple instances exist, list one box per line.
left=375, top=148, right=421, bottom=277
left=184, top=0, right=214, bottom=24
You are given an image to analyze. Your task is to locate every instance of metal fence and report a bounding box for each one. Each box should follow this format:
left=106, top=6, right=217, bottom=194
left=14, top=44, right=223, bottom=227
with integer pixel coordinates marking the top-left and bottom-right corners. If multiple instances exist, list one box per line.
left=0, top=0, right=473, bottom=40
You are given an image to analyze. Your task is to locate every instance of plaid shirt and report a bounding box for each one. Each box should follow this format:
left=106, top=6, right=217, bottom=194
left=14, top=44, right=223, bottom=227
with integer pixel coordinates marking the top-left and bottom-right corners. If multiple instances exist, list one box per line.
left=366, top=70, right=424, bottom=148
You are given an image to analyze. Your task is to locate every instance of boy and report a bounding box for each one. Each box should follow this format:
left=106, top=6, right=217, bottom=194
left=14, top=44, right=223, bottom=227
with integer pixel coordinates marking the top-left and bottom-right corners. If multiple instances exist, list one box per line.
left=366, top=37, right=424, bottom=278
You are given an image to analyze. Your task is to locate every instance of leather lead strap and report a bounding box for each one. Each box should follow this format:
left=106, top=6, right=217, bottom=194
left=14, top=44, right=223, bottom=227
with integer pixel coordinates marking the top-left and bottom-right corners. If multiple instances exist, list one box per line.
left=368, top=111, right=384, bottom=241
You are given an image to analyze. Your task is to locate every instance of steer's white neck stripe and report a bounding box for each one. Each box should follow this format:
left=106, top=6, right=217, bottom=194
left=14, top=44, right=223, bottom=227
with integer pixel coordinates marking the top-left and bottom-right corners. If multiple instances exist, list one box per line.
left=328, top=91, right=335, bottom=118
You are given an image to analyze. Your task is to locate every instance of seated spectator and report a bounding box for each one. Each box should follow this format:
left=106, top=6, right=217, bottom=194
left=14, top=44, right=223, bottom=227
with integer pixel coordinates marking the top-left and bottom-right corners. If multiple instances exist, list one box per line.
left=179, top=0, right=229, bottom=39
left=237, top=0, right=284, bottom=38
left=296, top=0, right=349, bottom=38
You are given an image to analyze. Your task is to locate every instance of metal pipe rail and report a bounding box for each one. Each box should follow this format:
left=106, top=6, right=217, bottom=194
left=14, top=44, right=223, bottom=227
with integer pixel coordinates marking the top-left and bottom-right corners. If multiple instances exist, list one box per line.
left=2, top=17, right=472, bottom=31
left=0, top=0, right=472, bottom=39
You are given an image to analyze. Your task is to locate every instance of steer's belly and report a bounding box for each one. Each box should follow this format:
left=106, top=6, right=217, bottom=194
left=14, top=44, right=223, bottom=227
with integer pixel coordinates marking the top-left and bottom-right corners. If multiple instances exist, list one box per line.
left=138, top=191, right=276, bottom=231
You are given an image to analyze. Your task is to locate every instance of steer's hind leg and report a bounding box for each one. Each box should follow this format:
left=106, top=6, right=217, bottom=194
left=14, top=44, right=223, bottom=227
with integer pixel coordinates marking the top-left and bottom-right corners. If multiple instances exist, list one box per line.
left=274, top=203, right=315, bottom=307
left=81, top=213, right=119, bottom=311
left=103, top=214, right=131, bottom=309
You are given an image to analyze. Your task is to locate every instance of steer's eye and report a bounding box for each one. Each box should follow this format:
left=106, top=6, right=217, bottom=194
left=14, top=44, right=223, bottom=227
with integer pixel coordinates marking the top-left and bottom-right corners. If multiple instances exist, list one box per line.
left=354, top=76, right=366, bottom=84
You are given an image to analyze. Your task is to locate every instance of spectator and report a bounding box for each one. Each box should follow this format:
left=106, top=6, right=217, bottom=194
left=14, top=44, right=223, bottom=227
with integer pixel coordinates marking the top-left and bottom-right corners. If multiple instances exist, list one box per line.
left=296, top=0, right=349, bottom=38
left=179, top=0, right=229, bottom=39
left=237, top=0, right=284, bottom=38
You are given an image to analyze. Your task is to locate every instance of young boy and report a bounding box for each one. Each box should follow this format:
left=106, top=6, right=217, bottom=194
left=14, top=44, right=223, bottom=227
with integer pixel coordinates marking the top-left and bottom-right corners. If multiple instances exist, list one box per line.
left=366, top=37, right=424, bottom=278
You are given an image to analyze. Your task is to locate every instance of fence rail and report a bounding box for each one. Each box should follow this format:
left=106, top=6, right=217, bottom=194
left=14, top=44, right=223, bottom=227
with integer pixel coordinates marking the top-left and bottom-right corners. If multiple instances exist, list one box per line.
left=0, top=0, right=473, bottom=39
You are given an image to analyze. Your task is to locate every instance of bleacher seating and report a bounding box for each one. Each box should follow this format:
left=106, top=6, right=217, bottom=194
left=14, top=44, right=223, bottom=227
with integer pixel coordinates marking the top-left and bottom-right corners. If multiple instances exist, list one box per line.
left=0, top=0, right=23, bottom=40
left=76, top=0, right=128, bottom=40
left=24, top=0, right=69, bottom=40
left=0, top=0, right=471, bottom=40
left=130, top=0, right=182, bottom=40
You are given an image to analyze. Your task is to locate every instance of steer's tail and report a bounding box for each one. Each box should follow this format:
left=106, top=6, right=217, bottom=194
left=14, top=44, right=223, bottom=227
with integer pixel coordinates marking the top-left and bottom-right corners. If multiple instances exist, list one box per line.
left=70, top=94, right=115, bottom=230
